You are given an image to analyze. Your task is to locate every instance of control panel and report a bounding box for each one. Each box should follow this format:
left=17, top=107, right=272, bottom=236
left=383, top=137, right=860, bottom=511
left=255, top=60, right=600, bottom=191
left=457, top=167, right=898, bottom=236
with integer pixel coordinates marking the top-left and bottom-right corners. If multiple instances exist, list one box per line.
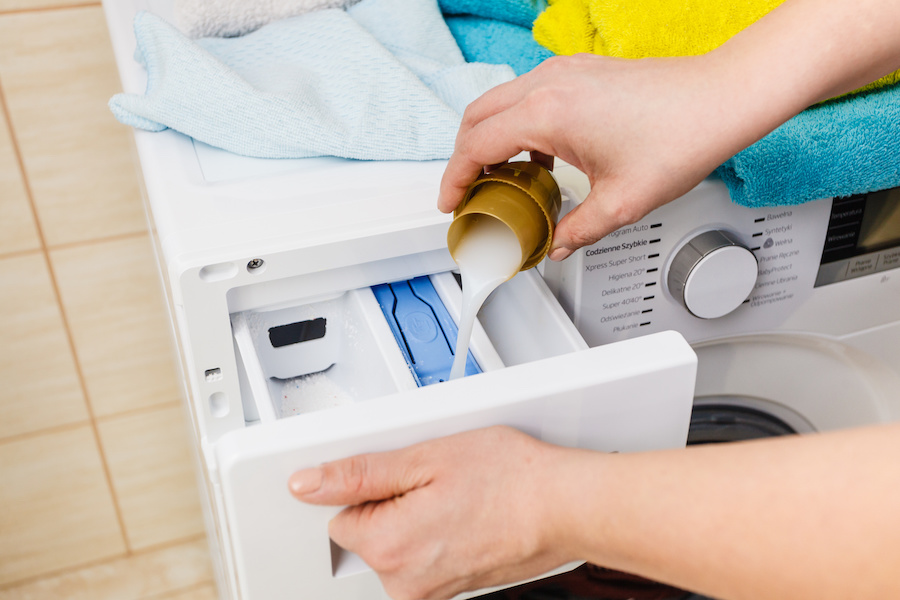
left=544, top=172, right=900, bottom=346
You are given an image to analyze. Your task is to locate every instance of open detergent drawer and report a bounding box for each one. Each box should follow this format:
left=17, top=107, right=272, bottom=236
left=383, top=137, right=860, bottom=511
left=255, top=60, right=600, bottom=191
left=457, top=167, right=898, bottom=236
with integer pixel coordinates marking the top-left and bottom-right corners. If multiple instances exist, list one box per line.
left=221, top=268, right=697, bottom=600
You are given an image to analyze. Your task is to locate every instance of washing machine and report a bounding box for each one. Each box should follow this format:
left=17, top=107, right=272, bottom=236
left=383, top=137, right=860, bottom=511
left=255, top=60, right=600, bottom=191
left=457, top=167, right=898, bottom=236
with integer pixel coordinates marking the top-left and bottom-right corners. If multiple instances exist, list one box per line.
left=102, top=1, right=900, bottom=599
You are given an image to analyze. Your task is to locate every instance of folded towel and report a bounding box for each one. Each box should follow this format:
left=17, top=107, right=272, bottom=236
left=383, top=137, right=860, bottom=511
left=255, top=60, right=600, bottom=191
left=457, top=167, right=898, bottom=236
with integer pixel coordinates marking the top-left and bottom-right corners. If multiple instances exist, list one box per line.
left=438, top=0, right=548, bottom=28
left=716, top=83, right=900, bottom=207
left=349, top=0, right=516, bottom=113
left=446, top=16, right=553, bottom=76
left=175, top=0, right=361, bottom=38
left=109, top=0, right=514, bottom=161
left=533, top=0, right=900, bottom=95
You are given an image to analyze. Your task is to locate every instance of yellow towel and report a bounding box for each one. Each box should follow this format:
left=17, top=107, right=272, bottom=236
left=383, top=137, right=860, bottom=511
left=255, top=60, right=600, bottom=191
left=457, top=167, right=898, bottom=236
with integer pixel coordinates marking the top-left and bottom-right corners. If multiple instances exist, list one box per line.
left=533, top=0, right=900, bottom=94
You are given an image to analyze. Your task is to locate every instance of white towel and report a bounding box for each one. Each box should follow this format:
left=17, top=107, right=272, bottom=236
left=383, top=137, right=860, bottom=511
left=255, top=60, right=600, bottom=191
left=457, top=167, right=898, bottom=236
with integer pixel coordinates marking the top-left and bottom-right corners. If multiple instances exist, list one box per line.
left=175, top=0, right=362, bottom=38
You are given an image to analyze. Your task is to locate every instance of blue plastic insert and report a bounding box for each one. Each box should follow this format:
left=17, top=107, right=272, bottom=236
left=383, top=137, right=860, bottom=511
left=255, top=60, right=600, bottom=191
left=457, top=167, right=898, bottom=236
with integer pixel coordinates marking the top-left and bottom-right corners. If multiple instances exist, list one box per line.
left=371, top=276, right=481, bottom=386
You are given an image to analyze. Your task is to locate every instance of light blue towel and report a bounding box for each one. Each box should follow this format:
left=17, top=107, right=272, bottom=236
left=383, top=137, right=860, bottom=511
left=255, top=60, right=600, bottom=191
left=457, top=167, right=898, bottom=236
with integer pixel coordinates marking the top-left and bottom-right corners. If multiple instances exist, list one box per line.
left=438, top=0, right=547, bottom=28
left=446, top=16, right=553, bottom=76
left=109, top=0, right=514, bottom=160
left=717, top=83, right=900, bottom=207
left=349, top=0, right=514, bottom=114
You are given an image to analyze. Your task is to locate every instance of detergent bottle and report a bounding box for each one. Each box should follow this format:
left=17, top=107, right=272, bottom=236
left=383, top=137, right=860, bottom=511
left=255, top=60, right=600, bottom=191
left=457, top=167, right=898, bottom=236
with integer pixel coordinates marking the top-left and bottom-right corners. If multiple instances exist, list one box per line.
left=446, top=161, right=562, bottom=379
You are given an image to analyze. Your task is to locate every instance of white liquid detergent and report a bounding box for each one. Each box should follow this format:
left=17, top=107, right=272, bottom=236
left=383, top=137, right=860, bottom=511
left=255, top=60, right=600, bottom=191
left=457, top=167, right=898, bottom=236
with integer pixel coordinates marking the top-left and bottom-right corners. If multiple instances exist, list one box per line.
left=449, top=216, right=524, bottom=380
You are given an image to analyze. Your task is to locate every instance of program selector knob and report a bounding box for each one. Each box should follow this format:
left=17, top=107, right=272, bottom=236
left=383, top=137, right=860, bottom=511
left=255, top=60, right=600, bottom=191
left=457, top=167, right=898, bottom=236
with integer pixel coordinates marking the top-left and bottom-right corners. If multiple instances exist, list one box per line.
left=666, top=230, right=758, bottom=319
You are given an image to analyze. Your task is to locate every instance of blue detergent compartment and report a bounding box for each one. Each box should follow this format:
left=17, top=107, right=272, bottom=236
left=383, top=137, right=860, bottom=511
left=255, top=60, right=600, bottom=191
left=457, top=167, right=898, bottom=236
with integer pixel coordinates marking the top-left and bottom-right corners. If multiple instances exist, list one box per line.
left=372, top=276, right=481, bottom=386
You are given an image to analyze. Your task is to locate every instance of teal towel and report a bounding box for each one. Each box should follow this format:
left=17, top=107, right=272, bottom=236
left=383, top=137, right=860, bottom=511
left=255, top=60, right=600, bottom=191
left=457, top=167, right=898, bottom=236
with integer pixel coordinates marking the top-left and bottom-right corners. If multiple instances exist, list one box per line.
left=446, top=16, right=553, bottom=75
left=109, top=0, right=514, bottom=160
left=717, top=84, right=900, bottom=207
left=438, top=0, right=547, bottom=28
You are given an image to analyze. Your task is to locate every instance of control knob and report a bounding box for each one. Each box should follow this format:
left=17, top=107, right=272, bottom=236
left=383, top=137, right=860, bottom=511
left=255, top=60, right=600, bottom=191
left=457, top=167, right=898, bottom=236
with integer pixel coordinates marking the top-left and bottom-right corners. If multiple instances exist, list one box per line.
left=667, top=230, right=758, bottom=319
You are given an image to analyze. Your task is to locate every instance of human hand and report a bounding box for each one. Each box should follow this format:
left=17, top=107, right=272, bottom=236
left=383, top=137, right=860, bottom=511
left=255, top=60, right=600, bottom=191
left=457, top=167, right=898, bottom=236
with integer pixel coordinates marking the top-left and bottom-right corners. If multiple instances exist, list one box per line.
left=438, top=53, right=765, bottom=261
left=288, top=426, right=575, bottom=600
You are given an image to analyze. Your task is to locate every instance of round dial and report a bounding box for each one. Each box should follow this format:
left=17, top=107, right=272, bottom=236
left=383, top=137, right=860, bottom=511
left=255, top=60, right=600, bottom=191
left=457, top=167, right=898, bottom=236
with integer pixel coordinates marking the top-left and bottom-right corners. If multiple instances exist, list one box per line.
left=667, top=230, right=758, bottom=319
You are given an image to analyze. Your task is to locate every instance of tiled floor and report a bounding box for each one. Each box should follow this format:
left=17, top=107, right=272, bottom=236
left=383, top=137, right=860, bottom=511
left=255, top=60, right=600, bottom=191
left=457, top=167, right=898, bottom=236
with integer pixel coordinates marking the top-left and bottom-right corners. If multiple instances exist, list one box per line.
left=0, top=1, right=216, bottom=598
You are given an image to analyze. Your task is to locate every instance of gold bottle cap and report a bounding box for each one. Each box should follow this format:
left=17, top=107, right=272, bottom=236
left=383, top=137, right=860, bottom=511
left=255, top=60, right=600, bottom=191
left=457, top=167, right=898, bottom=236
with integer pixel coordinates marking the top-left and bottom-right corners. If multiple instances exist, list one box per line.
left=447, top=161, right=561, bottom=271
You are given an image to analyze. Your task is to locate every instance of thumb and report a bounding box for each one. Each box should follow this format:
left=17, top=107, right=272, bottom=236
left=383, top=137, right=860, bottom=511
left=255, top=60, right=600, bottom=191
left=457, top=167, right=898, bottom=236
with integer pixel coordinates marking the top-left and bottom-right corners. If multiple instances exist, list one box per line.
left=549, top=185, right=638, bottom=260
left=289, top=449, right=428, bottom=506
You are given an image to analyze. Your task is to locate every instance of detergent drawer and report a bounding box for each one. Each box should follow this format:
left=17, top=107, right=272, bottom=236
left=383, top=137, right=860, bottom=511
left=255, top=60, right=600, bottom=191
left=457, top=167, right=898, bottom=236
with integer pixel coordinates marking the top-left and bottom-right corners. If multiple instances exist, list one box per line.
left=230, top=269, right=600, bottom=424
left=219, top=270, right=697, bottom=600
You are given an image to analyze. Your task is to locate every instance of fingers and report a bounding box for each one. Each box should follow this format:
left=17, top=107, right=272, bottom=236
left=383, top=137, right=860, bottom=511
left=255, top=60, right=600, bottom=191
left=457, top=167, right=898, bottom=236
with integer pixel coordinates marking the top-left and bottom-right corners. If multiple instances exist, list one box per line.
left=288, top=446, right=429, bottom=506
left=438, top=104, right=557, bottom=213
left=549, top=184, right=646, bottom=260
left=455, top=61, right=556, bottom=140
left=327, top=502, right=398, bottom=570
left=438, top=64, right=561, bottom=213
left=437, top=110, right=532, bottom=213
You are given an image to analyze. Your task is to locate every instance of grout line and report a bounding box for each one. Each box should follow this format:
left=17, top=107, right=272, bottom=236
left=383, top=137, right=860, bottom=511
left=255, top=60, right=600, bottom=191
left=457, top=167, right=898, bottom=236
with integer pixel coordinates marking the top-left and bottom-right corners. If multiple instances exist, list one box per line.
left=0, top=550, right=131, bottom=593
left=94, top=399, right=183, bottom=424
left=0, top=75, right=133, bottom=554
left=0, top=420, right=93, bottom=447
left=0, top=229, right=148, bottom=262
left=45, top=229, right=150, bottom=253
left=0, top=2, right=101, bottom=17
left=0, top=533, right=209, bottom=592
left=0, top=399, right=182, bottom=447
left=0, top=247, right=43, bottom=262
left=128, top=532, right=210, bottom=559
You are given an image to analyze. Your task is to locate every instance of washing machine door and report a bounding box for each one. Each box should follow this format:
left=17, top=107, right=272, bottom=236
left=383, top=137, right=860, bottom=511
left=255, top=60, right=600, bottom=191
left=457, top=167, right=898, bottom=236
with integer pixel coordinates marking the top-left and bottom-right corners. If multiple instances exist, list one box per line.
left=692, top=333, right=900, bottom=431
left=686, top=397, right=814, bottom=444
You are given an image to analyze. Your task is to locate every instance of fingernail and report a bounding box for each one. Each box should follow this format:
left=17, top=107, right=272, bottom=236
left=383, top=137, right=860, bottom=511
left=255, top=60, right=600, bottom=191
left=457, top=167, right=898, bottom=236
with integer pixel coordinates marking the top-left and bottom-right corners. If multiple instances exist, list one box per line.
left=549, top=247, right=573, bottom=262
left=289, top=468, right=323, bottom=497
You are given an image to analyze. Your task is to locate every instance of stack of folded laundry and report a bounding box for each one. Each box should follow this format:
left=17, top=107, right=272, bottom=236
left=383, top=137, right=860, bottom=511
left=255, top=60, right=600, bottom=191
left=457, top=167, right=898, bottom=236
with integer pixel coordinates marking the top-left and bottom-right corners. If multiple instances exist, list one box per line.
left=531, top=0, right=900, bottom=207
left=111, top=0, right=900, bottom=209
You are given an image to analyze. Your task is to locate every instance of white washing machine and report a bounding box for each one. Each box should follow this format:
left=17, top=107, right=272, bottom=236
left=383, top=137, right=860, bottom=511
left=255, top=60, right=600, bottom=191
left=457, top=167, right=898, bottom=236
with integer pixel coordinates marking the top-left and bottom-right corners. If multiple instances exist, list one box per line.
left=102, top=1, right=900, bottom=599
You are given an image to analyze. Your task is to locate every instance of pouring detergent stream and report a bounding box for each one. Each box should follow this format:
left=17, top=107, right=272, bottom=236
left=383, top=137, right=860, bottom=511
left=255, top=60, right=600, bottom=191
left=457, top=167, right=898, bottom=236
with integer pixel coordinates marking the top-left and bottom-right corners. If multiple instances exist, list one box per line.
left=449, top=218, right=523, bottom=379
left=446, top=161, right=562, bottom=380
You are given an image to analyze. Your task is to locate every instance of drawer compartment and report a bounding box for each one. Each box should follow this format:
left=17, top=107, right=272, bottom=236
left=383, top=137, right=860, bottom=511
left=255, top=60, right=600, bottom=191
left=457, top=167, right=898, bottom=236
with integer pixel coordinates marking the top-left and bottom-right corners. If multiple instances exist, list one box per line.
left=232, top=286, right=418, bottom=423
left=231, top=270, right=587, bottom=426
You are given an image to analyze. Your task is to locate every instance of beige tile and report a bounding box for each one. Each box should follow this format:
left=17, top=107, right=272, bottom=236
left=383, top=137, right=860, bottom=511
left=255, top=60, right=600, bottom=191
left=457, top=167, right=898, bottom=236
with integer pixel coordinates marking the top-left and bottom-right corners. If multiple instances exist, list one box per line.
left=51, top=235, right=180, bottom=417
left=0, top=426, right=125, bottom=586
left=0, top=538, right=214, bottom=600
left=153, top=582, right=220, bottom=600
left=0, top=253, right=88, bottom=439
left=97, top=405, right=205, bottom=550
left=0, top=109, right=40, bottom=255
left=0, top=7, right=145, bottom=247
